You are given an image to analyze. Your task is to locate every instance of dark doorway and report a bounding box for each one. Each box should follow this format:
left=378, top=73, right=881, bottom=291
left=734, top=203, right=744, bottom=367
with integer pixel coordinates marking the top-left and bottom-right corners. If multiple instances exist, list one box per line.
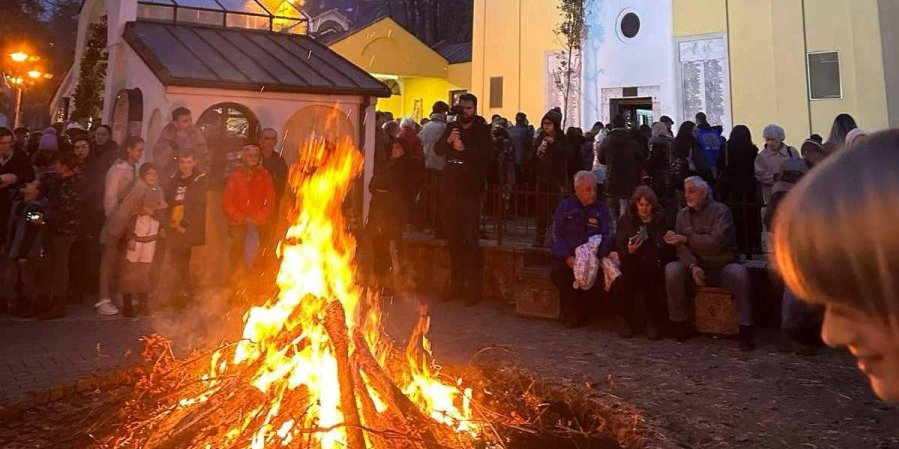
left=610, top=97, right=653, bottom=129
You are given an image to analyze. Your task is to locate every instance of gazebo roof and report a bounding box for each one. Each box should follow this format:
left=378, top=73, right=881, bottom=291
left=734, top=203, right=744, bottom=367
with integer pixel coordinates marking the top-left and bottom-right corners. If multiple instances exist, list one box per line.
left=123, top=20, right=390, bottom=97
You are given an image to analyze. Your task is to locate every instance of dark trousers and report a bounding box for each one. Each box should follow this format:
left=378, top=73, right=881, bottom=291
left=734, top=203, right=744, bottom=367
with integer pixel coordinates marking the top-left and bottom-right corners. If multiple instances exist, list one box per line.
left=612, top=258, right=667, bottom=327
left=535, top=181, right=563, bottom=244
left=550, top=259, right=604, bottom=325
left=420, top=169, right=443, bottom=236
left=443, top=194, right=483, bottom=301
left=168, top=235, right=194, bottom=299
left=228, top=225, right=248, bottom=283
left=69, top=236, right=100, bottom=299
left=43, top=235, right=76, bottom=306
left=368, top=192, right=403, bottom=279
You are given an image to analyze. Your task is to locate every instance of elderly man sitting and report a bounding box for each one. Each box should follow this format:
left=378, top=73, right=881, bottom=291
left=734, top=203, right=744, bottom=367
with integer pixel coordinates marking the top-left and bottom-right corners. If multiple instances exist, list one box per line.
left=549, top=171, right=614, bottom=328
left=663, top=176, right=755, bottom=351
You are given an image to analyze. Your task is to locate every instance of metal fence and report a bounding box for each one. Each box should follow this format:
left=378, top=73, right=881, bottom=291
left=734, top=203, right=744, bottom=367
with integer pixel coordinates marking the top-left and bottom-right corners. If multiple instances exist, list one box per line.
left=412, top=182, right=766, bottom=257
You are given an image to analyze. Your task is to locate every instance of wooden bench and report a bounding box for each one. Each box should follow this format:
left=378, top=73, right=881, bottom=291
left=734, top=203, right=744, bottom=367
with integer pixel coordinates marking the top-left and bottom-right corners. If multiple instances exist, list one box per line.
left=694, top=287, right=740, bottom=335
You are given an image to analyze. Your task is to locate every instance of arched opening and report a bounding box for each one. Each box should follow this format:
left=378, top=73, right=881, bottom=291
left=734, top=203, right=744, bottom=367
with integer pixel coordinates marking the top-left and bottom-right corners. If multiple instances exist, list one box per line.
left=196, top=102, right=260, bottom=190
left=281, top=105, right=356, bottom=166
left=111, top=88, right=143, bottom=144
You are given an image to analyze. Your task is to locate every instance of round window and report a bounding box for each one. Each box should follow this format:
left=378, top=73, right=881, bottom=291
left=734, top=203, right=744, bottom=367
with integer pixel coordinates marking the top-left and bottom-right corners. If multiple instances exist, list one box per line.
left=620, top=12, right=640, bottom=39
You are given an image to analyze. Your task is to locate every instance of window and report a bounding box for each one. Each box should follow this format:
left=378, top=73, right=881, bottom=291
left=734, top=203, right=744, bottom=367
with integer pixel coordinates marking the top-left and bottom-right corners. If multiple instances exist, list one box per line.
left=808, top=51, right=842, bottom=100
left=620, top=13, right=640, bottom=39
left=489, top=77, right=503, bottom=108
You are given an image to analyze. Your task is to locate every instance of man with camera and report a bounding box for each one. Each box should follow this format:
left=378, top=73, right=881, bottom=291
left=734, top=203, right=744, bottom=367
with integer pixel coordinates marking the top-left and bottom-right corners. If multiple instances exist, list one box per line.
left=434, top=94, right=492, bottom=305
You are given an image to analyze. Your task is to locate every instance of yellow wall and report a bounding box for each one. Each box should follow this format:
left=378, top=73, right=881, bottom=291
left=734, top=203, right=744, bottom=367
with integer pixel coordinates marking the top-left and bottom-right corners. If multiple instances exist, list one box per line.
left=330, top=17, right=450, bottom=79
left=331, top=17, right=472, bottom=120
left=472, top=0, right=563, bottom=121
left=673, top=0, right=726, bottom=36
left=671, top=0, right=888, bottom=142
left=447, top=62, right=472, bottom=90
left=805, top=0, right=888, bottom=135
left=471, top=0, right=890, bottom=138
left=726, top=0, right=811, bottom=143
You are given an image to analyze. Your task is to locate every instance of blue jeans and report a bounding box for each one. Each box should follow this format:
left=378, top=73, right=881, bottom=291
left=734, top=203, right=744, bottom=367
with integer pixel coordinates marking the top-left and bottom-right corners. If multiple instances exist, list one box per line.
left=665, top=261, right=753, bottom=326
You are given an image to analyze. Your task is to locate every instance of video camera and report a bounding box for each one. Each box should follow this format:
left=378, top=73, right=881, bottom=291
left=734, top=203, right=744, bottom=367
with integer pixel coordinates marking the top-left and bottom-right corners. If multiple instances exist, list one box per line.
left=447, top=103, right=465, bottom=125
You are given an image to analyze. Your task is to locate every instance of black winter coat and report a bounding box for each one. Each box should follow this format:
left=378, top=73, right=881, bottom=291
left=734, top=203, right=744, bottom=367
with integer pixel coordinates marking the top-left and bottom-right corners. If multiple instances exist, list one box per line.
left=434, top=117, right=493, bottom=197
left=530, top=131, right=570, bottom=186
left=165, top=171, right=208, bottom=247
left=599, top=129, right=645, bottom=199
left=614, top=211, right=675, bottom=269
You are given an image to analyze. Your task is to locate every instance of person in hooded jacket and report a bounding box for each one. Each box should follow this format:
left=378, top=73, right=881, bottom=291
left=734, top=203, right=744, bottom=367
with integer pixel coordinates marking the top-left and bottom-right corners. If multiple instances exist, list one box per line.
left=508, top=113, right=534, bottom=190
left=530, top=108, right=570, bottom=247
left=599, top=115, right=645, bottom=219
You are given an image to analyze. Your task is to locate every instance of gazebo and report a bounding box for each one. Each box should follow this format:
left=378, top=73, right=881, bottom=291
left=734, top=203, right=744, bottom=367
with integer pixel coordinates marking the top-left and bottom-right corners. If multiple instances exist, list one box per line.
left=52, top=0, right=390, bottom=210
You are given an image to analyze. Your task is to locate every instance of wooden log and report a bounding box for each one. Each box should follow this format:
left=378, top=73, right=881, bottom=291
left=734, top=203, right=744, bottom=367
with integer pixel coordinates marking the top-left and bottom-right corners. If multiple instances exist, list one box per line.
left=324, top=301, right=367, bottom=449
left=351, top=330, right=443, bottom=449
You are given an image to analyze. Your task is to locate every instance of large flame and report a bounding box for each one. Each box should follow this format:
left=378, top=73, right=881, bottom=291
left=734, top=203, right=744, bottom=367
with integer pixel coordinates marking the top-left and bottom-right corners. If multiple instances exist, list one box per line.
left=177, top=131, right=477, bottom=448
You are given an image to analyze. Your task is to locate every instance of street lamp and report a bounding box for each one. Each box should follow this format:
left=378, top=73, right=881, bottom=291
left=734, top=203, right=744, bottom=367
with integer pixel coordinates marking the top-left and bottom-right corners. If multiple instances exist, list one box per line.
left=5, top=50, right=49, bottom=128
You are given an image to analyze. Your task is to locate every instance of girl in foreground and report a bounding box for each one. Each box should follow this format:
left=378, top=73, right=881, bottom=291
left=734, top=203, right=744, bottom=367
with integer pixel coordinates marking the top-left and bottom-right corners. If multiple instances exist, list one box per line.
left=774, top=129, right=899, bottom=401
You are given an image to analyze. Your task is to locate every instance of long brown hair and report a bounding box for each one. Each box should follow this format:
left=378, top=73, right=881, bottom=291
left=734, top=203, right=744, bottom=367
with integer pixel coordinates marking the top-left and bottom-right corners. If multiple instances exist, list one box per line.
left=774, top=129, right=899, bottom=319
left=628, top=185, right=663, bottom=220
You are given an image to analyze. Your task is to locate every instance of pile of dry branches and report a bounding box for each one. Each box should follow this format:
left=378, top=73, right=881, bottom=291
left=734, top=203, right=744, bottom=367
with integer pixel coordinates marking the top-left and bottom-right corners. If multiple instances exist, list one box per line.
left=83, top=315, right=649, bottom=449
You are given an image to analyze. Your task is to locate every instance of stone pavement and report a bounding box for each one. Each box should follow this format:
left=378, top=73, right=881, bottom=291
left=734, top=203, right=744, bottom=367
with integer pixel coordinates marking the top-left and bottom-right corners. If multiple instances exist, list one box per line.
left=2, top=299, right=899, bottom=448
left=0, top=304, right=153, bottom=406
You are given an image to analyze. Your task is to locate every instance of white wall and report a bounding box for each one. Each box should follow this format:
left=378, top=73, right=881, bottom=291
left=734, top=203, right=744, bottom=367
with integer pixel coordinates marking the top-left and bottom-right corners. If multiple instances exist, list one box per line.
left=581, top=0, right=677, bottom=126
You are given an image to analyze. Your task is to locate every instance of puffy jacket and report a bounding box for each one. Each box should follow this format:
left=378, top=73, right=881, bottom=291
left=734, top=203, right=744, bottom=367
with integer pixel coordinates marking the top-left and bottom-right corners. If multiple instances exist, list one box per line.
left=674, top=197, right=738, bottom=269
left=222, top=165, right=275, bottom=226
left=549, top=196, right=613, bottom=260
left=44, top=172, right=83, bottom=237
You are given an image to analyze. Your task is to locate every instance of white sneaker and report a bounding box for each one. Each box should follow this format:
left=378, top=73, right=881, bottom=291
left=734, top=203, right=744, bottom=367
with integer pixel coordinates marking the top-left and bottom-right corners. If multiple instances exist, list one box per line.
left=95, top=298, right=120, bottom=316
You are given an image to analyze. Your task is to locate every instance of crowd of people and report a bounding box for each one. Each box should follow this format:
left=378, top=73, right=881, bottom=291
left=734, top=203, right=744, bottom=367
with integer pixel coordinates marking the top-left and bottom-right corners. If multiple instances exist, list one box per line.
left=366, top=95, right=871, bottom=354
left=0, top=106, right=288, bottom=319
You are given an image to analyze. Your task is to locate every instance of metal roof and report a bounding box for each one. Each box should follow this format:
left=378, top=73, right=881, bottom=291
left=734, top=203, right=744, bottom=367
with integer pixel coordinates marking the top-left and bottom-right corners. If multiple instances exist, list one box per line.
left=123, top=20, right=391, bottom=97
left=432, top=41, right=472, bottom=64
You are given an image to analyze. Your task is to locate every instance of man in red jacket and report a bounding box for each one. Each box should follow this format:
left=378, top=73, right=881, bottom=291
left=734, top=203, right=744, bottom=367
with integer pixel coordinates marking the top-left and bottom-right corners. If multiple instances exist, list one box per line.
left=222, top=145, right=275, bottom=284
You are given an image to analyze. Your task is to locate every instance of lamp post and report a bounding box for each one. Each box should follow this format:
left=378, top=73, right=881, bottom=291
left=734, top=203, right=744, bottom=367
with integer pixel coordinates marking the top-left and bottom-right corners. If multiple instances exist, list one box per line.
left=4, top=50, right=51, bottom=128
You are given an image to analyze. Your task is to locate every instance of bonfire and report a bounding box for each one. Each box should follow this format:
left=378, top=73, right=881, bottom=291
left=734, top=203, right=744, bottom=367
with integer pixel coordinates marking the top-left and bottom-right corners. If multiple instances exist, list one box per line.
left=90, top=127, right=651, bottom=449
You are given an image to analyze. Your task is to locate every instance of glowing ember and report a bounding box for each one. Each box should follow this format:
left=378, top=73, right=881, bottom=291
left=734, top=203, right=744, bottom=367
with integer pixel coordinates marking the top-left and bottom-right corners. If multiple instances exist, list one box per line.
left=171, top=130, right=479, bottom=448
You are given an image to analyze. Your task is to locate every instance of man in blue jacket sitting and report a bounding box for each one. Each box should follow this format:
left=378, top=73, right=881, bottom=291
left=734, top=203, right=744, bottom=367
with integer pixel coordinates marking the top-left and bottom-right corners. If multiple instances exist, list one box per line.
left=549, top=171, right=615, bottom=328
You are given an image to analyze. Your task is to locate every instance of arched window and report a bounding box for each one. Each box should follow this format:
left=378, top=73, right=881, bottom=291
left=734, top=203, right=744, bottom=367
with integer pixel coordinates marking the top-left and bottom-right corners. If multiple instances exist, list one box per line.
left=197, top=102, right=260, bottom=189
left=111, top=88, right=143, bottom=145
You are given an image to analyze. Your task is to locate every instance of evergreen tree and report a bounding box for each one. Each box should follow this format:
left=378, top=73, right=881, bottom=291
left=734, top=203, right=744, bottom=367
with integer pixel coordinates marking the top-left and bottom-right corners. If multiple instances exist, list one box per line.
left=71, top=15, right=107, bottom=123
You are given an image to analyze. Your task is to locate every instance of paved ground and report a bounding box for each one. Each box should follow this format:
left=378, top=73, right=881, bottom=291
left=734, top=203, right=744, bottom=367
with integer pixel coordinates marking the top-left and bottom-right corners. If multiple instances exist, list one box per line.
left=0, top=306, right=152, bottom=405
left=1, top=300, right=898, bottom=448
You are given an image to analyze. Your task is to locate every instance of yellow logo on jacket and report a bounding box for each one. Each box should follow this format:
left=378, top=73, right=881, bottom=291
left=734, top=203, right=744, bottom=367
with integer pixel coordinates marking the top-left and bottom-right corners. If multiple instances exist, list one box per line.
left=587, top=217, right=599, bottom=227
